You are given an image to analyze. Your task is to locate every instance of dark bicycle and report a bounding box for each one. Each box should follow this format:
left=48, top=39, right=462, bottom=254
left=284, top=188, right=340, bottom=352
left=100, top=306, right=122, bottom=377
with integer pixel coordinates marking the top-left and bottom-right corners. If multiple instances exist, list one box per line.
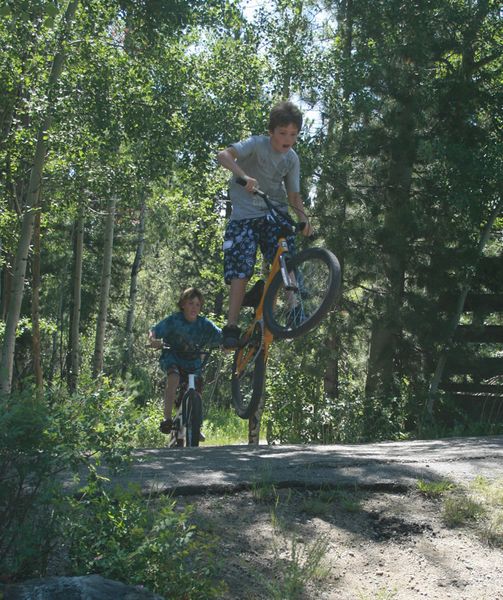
left=155, top=346, right=211, bottom=448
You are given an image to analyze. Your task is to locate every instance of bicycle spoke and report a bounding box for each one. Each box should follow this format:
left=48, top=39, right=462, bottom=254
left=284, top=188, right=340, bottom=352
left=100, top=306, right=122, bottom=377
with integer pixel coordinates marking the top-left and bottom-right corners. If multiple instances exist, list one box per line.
left=263, top=247, right=340, bottom=339
left=231, top=341, right=265, bottom=419
left=272, top=257, right=331, bottom=328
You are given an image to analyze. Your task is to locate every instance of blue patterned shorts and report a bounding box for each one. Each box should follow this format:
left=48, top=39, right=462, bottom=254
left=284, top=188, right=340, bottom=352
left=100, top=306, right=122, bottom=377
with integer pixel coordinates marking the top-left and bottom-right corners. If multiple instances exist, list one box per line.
left=223, top=214, right=296, bottom=284
left=159, top=351, right=202, bottom=376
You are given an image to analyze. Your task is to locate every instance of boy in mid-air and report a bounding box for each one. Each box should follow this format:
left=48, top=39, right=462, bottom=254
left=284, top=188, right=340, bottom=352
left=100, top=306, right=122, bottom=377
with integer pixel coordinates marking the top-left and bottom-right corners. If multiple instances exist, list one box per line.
left=217, top=101, right=313, bottom=349
left=149, top=287, right=222, bottom=434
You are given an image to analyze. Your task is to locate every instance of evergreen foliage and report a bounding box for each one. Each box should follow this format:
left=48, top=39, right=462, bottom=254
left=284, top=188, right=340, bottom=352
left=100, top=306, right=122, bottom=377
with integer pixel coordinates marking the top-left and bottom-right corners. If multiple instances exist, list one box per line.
left=0, top=0, right=501, bottom=496
left=1, top=4, right=502, bottom=591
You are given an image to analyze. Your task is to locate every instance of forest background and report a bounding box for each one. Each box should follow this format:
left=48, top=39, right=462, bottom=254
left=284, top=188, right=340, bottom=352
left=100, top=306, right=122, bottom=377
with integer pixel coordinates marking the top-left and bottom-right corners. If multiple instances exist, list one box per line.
left=1, top=0, right=502, bottom=593
left=1, top=0, right=502, bottom=442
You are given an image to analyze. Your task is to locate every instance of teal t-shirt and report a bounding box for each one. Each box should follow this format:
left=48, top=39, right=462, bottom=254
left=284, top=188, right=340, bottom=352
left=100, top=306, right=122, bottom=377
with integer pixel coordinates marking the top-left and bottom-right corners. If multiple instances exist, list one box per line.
left=151, top=312, right=222, bottom=373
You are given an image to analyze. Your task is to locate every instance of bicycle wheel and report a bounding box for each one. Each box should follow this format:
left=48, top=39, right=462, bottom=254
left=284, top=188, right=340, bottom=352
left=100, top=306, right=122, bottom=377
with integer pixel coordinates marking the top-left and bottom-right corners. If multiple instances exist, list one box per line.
left=182, top=390, right=202, bottom=447
left=231, top=326, right=266, bottom=419
left=168, top=414, right=183, bottom=449
left=263, top=247, right=340, bottom=339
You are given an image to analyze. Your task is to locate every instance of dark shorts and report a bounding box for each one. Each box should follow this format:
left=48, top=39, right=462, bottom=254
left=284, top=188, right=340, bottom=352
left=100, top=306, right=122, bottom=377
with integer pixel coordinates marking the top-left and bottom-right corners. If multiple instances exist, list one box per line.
left=159, top=351, right=202, bottom=376
left=223, top=214, right=296, bottom=284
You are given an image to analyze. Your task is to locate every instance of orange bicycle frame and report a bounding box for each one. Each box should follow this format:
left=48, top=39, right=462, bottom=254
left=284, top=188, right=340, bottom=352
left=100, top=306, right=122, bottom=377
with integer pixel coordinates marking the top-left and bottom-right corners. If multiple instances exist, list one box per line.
left=234, top=235, right=291, bottom=374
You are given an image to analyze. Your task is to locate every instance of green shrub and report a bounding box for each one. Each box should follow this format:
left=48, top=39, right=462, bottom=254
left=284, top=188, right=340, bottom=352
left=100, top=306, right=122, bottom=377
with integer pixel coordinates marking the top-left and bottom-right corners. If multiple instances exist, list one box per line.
left=65, top=478, right=225, bottom=599
left=0, top=390, right=77, bottom=579
left=203, top=404, right=249, bottom=445
left=0, top=384, right=225, bottom=597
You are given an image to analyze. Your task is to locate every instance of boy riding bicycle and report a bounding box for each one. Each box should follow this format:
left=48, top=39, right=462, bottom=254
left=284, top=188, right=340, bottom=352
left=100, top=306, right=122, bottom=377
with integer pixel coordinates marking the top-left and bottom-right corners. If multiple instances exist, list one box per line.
left=217, top=101, right=313, bottom=349
left=148, top=287, right=222, bottom=434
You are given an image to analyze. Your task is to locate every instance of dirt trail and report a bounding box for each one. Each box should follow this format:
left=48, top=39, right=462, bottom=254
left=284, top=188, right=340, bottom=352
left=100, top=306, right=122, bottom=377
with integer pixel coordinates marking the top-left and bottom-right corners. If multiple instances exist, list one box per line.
left=179, top=486, right=503, bottom=600
left=83, top=436, right=503, bottom=599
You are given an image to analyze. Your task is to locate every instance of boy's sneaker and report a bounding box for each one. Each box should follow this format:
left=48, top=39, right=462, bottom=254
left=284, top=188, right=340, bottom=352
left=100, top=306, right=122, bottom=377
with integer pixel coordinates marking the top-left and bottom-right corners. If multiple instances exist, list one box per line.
left=159, top=418, right=173, bottom=434
left=222, top=324, right=241, bottom=349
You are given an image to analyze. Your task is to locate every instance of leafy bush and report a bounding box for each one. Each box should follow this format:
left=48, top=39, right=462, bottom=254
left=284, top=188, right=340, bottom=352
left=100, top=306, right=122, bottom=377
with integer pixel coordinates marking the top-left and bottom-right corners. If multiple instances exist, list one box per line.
left=0, top=389, right=79, bottom=579
left=0, top=384, right=225, bottom=598
left=203, top=404, right=249, bottom=445
left=65, top=478, right=224, bottom=599
left=264, top=351, right=370, bottom=444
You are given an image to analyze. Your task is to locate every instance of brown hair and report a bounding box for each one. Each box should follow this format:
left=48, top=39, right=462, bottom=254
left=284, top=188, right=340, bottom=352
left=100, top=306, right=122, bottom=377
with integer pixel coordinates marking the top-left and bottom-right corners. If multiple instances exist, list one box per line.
left=268, top=101, right=303, bottom=132
left=177, top=287, right=204, bottom=310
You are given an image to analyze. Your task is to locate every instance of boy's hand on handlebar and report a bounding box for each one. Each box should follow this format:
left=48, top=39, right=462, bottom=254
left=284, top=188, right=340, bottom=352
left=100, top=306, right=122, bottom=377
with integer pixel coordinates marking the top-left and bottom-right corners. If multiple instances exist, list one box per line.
left=148, top=333, right=163, bottom=349
left=241, top=175, right=258, bottom=193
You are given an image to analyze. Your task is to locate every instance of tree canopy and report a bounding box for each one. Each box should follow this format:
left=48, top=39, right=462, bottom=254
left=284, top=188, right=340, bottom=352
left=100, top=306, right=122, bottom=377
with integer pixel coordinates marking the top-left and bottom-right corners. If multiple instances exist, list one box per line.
left=1, top=0, right=502, bottom=438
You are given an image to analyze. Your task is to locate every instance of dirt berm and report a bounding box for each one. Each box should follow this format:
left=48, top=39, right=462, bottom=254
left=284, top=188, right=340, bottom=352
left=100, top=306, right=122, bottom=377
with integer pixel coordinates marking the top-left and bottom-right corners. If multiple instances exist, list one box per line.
left=98, top=435, right=503, bottom=496
left=94, top=437, right=503, bottom=599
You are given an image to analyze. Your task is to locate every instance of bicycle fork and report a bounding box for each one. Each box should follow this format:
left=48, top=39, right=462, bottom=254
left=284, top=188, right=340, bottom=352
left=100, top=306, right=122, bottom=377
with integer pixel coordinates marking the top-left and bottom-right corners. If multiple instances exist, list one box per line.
left=279, top=244, right=298, bottom=292
left=182, top=375, right=197, bottom=424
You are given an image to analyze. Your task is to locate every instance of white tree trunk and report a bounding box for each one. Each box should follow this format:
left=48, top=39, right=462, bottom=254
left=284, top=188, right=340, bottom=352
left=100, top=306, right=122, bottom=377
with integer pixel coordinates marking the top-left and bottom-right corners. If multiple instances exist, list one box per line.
left=32, top=210, right=43, bottom=390
left=122, top=198, right=146, bottom=377
left=68, top=213, right=85, bottom=391
left=0, top=0, right=79, bottom=394
left=93, top=196, right=117, bottom=378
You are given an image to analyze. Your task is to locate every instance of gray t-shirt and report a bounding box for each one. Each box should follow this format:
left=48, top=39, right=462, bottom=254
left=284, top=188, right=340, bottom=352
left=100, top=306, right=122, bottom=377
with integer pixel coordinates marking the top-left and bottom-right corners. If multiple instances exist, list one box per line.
left=228, top=135, right=300, bottom=220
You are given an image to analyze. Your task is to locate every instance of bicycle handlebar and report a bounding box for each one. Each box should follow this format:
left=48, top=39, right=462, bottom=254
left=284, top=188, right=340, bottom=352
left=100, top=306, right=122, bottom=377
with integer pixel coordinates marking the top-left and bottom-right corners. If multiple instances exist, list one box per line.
left=147, top=343, right=213, bottom=370
left=147, top=343, right=213, bottom=356
left=235, top=176, right=306, bottom=234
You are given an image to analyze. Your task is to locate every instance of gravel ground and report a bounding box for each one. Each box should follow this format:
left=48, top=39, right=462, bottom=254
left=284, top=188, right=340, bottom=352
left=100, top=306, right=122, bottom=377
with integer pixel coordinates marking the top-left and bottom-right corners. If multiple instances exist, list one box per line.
left=176, top=485, right=503, bottom=600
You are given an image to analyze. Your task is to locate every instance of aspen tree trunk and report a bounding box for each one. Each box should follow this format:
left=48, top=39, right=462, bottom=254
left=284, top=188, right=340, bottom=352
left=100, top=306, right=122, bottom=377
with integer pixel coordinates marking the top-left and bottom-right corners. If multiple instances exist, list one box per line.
left=93, top=196, right=117, bottom=378
left=31, top=210, right=43, bottom=390
left=121, top=198, right=146, bottom=377
left=47, top=286, right=64, bottom=384
left=68, top=212, right=84, bottom=392
left=0, top=250, right=11, bottom=323
left=0, top=0, right=79, bottom=394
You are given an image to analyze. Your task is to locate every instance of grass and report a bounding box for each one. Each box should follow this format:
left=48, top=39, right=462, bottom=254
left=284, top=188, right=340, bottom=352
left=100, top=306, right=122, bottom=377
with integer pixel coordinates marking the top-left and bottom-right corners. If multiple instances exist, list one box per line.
left=301, top=488, right=362, bottom=517
left=442, top=493, right=486, bottom=526
left=247, top=476, right=333, bottom=599
left=469, top=477, right=503, bottom=547
left=267, top=533, right=331, bottom=600
left=252, top=479, right=280, bottom=504
left=266, top=490, right=331, bottom=600
left=251, top=463, right=280, bottom=505
left=420, top=476, right=503, bottom=546
left=416, top=479, right=456, bottom=499
left=202, top=405, right=251, bottom=445
left=480, top=511, right=503, bottom=548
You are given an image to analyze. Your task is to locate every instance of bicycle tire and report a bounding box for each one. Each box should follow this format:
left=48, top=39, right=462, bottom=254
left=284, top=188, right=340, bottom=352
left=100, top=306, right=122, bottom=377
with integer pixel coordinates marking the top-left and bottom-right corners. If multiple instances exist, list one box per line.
left=168, top=415, right=183, bottom=449
left=231, top=337, right=266, bottom=419
left=263, top=247, right=340, bottom=339
left=183, top=390, right=202, bottom=447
